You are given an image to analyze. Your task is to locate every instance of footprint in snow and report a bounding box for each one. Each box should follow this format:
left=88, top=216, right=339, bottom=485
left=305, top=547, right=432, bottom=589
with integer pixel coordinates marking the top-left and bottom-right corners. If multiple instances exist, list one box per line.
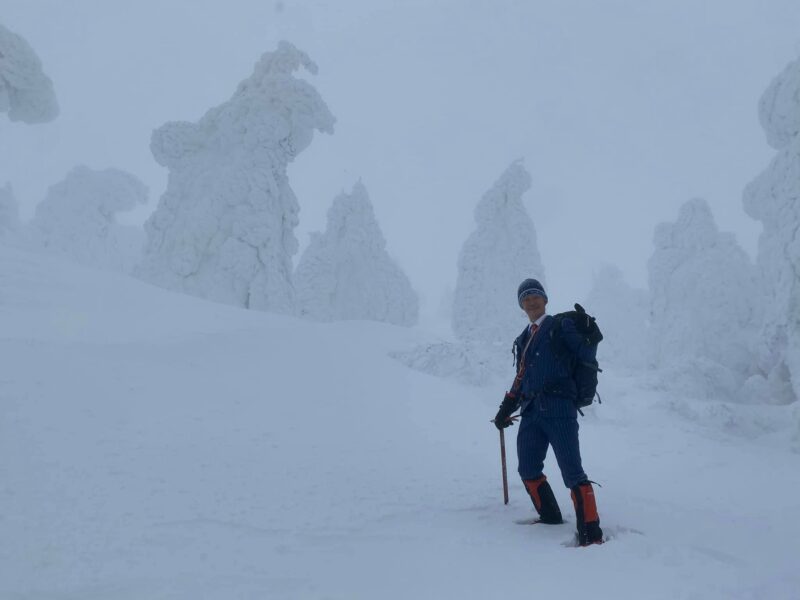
left=559, top=524, right=645, bottom=547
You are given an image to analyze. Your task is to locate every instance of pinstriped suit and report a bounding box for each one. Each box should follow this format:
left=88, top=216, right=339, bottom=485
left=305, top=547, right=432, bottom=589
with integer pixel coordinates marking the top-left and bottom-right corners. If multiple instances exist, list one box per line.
left=513, top=314, right=593, bottom=488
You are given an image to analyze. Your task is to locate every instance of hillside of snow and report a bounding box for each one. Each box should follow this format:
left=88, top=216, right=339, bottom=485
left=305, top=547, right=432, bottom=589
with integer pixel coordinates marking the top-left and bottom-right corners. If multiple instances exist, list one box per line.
left=1, top=245, right=799, bottom=599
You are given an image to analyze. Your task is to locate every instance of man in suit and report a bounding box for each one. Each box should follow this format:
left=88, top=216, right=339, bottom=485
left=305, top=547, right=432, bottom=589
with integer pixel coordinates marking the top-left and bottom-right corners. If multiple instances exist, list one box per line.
left=494, top=278, right=603, bottom=546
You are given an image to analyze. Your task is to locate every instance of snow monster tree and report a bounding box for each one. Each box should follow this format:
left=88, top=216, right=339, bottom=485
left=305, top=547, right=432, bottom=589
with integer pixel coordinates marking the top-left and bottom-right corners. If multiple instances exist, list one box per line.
left=30, top=166, right=148, bottom=272
left=138, top=42, right=335, bottom=313
left=295, top=181, right=419, bottom=325
left=743, top=55, right=800, bottom=405
left=0, top=23, right=58, bottom=123
left=586, top=265, right=648, bottom=371
left=453, top=160, right=545, bottom=344
left=647, top=198, right=759, bottom=401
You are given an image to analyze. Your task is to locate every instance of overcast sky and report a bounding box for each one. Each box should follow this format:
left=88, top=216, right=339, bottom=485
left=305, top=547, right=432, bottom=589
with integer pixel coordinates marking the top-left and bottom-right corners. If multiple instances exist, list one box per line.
left=2, top=0, right=799, bottom=318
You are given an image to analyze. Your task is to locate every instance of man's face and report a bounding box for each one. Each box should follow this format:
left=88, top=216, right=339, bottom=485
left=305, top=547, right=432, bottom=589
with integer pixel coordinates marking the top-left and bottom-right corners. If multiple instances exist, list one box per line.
left=521, top=294, right=547, bottom=322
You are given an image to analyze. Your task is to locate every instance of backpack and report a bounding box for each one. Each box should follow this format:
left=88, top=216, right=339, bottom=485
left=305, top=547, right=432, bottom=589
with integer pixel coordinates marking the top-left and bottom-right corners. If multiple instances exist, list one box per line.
left=549, top=303, right=603, bottom=413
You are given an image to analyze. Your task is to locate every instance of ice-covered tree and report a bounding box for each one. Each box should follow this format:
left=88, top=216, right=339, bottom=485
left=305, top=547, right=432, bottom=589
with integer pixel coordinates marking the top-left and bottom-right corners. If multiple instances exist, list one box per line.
left=0, top=182, right=19, bottom=235
left=647, top=198, right=758, bottom=401
left=742, top=56, right=800, bottom=405
left=0, top=23, right=58, bottom=123
left=30, top=166, right=148, bottom=272
left=453, top=160, right=545, bottom=344
left=585, top=265, right=648, bottom=371
left=295, top=181, right=418, bottom=325
left=137, top=41, right=335, bottom=313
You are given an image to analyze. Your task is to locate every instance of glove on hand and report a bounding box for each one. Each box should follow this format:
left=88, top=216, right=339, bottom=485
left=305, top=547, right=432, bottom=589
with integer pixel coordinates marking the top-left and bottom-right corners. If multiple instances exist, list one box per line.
left=494, top=392, right=518, bottom=430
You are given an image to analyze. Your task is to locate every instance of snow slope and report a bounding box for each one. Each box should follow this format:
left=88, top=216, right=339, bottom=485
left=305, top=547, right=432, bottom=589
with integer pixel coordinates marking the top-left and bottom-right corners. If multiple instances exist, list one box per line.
left=1, top=246, right=798, bottom=599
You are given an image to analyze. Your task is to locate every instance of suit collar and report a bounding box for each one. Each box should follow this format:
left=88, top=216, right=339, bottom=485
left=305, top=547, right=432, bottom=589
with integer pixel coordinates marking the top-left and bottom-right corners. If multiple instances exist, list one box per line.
left=531, top=313, right=548, bottom=329
left=529, top=315, right=554, bottom=352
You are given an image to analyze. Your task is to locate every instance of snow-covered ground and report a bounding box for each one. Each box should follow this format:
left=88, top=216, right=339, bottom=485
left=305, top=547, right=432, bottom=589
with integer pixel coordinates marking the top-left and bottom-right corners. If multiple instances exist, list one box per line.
left=1, top=245, right=798, bottom=599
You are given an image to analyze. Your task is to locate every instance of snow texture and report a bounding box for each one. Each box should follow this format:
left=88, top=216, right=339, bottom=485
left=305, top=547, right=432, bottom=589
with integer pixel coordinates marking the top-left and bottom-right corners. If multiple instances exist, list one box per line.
left=743, top=56, right=800, bottom=405
left=758, top=56, right=800, bottom=150
left=0, top=182, right=19, bottom=235
left=3, top=244, right=800, bottom=600
left=29, top=165, right=148, bottom=272
left=294, top=181, right=418, bottom=325
left=585, top=265, right=648, bottom=371
left=453, top=160, right=545, bottom=344
left=391, top=341, right=509, bottom=387
left=647, top=198, right=759, bottom=402
left=0, top=23, right=58, bottom=123
left=137, top=41, right=335, bottom=314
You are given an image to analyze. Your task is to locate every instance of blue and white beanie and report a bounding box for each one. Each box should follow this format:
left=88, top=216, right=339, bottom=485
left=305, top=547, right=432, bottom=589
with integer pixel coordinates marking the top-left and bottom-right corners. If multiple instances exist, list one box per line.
left=517, top=278, right=547, bottom=307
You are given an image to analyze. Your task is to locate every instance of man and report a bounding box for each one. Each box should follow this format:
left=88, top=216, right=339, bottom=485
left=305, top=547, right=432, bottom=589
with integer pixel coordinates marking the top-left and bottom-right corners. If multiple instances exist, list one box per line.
left=494, top=278, right=603, bottom=546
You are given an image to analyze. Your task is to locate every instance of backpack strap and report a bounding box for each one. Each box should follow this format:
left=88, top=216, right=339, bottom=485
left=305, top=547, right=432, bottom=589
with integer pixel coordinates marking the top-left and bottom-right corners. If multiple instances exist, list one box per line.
left=509, top=325, right=538, bottom=397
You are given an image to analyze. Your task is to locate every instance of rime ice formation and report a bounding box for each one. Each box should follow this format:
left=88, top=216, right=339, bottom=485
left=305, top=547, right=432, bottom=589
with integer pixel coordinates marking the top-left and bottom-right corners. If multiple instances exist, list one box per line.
left=295, top=182, right=418, bottom=325
left=647, top=198, right=758, bottom=401
left=391, top=341, right=508, bottom=387
left=585, top=265, right=648, bottom=371
left=30, top=166, right=148, bottom=272
left=0, top=183, right=19, bottom=235
left=453, top=160, right=545, bottom=344
left=743, top=56, right=800, bottom=405
left=758, top=56, right=800, bottom=150
left=138, top=42, right=335, bottom=313
left=0, top=23, right=58, bottom=123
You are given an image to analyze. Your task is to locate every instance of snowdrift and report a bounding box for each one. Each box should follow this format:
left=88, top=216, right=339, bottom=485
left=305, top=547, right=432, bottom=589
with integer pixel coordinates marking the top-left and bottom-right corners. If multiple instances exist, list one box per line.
left=1, top=246, right=798, bottom=599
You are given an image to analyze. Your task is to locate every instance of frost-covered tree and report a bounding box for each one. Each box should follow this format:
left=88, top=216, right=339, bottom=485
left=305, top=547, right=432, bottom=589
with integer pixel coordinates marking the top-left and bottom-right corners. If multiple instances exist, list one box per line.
left=585, top=265, right=648, bottom=371
left=30, top=166, right=148, bottom=272
left=137, top=42, right=335, bottom=313
left=0, top=23, right=58, bottom=123
left=453, top=160, right=545, bottom=344
left=0, top=182, right=19, bottom=235
left=647, top=198, right=758, bottom=401
left=742, top=56, right=800, bottom=405
left=295, top=181, right=418, bottom=325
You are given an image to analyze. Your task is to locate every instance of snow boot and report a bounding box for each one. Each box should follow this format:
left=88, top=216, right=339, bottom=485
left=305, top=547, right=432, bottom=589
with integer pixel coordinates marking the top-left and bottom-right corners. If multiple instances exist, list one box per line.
left=571, top=481, right=603, bottom=546
left=523, top=476, right=563, bottom=524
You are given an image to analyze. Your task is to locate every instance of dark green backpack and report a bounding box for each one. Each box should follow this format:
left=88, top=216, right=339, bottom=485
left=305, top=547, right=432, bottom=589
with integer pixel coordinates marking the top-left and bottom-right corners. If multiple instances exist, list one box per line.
left=550, top=303, right=603, bottom=412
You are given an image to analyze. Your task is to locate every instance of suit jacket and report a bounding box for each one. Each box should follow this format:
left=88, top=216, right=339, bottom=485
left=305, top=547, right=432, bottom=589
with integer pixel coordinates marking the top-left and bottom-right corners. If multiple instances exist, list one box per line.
left=512, top=315, right=594, bottom=418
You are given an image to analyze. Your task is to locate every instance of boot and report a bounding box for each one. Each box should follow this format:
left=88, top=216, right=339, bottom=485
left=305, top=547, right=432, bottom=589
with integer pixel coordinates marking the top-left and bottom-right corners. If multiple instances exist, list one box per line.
left=571, top=481, right=603, bottom=546
left=523, top=476, right=563, bottom=524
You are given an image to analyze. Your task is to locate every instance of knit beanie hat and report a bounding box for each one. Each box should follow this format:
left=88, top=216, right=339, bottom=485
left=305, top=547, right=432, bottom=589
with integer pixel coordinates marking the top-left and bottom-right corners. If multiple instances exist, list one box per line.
left=517, top=278, right=547, bottom=306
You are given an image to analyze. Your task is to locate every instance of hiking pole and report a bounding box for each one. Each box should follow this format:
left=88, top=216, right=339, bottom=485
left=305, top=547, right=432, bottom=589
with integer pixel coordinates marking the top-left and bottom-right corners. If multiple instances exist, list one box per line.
left=500, top=428, right=509, bottom=505
left=493, top=414, right=520, bottom=505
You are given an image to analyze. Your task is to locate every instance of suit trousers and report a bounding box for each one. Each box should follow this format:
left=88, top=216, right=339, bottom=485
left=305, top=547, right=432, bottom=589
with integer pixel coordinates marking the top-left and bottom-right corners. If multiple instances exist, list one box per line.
left=516, top=409, right=587, bottom=488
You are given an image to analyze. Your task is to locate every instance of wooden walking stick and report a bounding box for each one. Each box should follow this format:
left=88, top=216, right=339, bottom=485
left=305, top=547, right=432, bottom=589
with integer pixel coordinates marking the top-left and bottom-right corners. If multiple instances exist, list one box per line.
left=500, top=428, right=509, bottom=505
left=495, top=414, right=520, bottom=504
left=493, top=323, right=535, bottom=505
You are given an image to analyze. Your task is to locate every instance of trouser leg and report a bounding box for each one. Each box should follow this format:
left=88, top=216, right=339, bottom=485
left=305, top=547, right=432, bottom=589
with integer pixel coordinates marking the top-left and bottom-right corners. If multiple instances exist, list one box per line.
left=517, top=416, right=563, bottom=523
left=516, top=415, right=549, bottom=481
left=543, top=417, right=587, bottom=489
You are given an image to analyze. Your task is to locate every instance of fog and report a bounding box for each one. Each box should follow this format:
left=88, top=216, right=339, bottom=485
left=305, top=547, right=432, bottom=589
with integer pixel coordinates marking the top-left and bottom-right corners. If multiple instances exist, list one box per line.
left=2, top=0, right=799, bottom=314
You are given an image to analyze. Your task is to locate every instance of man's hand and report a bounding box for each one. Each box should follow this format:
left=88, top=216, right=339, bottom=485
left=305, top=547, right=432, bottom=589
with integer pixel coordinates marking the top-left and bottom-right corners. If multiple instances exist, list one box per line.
left=493, top=392, right=518, bottom=430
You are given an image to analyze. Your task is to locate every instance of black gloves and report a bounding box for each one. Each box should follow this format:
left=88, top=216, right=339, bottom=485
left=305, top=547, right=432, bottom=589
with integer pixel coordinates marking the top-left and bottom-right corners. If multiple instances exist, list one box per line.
left=493, top=392, right=519, bottom=430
